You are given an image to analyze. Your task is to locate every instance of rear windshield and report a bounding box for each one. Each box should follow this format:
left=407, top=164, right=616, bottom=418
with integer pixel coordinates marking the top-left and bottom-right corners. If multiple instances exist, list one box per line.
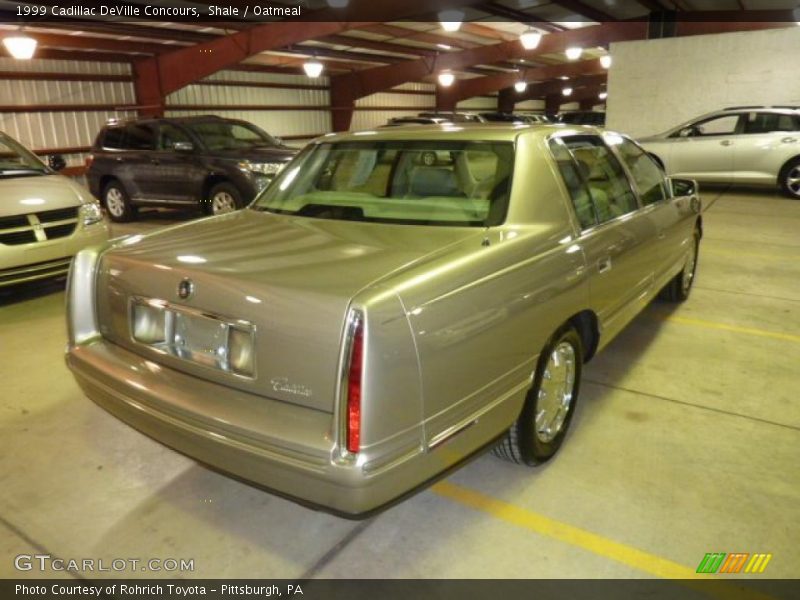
left=253, top=140, right=515, bottom=227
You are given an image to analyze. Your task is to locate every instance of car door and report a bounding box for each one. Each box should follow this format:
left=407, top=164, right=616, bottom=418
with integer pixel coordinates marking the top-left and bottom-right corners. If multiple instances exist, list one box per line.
left=550, top=134, right=657, bottom=342
left=146, top=122, right=205, bottom=204
left=120, top=122, right=159, bottom=201
left=669, top=113, right=743, bottom=182
left=609, top=134, right=682, bottom=285
left=735, top=111, right=800, bottom=183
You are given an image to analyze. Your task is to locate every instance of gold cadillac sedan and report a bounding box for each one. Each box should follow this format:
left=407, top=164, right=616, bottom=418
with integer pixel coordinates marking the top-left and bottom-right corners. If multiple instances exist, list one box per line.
left=66, top=125, right=702, bottom=516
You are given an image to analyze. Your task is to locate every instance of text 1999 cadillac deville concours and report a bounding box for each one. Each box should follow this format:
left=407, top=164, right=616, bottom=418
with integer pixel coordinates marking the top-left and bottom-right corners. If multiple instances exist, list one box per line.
left=66, top=124, right=702, bottom=516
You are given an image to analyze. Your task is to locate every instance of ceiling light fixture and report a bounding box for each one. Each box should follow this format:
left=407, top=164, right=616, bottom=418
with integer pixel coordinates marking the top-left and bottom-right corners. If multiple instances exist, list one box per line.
left=565, top=46, right=582, bottom=60
left=519, top=29, right=542, bottom=50
left=439, top=9, right=464, bottom=32
left=599, top=91, right=608, bottom=100
left=2, top=35, right=37, bottom=60
left=600, top=55, right=612, bottom=68
left=302, top=59, right=324, bottom=78
left=325, top=0, right=349, bottom=7
left=562, top=87, right=573, bottom=96
left=514, top=81, right=527, bottom=93
left=437, top=43, right=452, bottom=50
left=438, top=71, right=455, bottom=87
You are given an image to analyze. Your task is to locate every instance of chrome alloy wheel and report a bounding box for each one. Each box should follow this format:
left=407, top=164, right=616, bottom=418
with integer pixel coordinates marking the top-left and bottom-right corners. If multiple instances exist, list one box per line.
left=535, top=341, right=577, bottom=443
left=211, top=191, right=237, bottom=214
left=787, top=165, right=800, bottom=197
left=682, top=237, right=698, bottom=295
left=105, top=187, right=125, bottom=218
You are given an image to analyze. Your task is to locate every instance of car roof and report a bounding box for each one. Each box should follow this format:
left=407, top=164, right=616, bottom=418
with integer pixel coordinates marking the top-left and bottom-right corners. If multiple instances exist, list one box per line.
left=316, top=123, right=603, bottom=144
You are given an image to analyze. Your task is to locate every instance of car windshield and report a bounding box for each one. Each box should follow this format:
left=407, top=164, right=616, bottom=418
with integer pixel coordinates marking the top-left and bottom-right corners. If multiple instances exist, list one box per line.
left=253, top=140, right=515, bottom=227
left=184, top=121, right=280, bottom=151
left=0, top=134, right=48, bottom=177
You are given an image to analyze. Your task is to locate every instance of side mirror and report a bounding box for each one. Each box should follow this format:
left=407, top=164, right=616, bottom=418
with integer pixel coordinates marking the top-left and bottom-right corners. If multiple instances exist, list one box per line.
left=670, top=177, right=698, bottom=197
left=48, top=154, right=66, bottom=171
left=678, top=127, right=694, bottom=138
left=173, top=141, right=194, bottom=152
left=274, top=137, right=284, bottom=146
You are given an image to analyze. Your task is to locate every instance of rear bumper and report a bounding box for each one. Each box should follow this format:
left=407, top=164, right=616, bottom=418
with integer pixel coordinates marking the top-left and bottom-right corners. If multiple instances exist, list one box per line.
left=67, top=339, right=510, bottom=516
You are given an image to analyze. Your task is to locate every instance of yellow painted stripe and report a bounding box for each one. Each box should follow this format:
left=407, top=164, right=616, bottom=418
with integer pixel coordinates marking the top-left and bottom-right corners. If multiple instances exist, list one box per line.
left=758, top=554, right=772, bottom=573
left=663, top=315, right=800, bottom=344
left=433, top=481, right=696, bottom=578
left=432, top=482, right=776, bottom=600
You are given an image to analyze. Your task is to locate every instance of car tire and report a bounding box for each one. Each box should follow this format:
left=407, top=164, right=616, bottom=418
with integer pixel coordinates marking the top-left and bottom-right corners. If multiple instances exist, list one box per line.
left=206, top=182, right=243, bottom=215
left=103, top=180, right=137, bottom=223
left=493, top=325, right=583, bottom=466
left=778, top=157, right=800, bottom=199
left=660, top=226, right=700, bottom=302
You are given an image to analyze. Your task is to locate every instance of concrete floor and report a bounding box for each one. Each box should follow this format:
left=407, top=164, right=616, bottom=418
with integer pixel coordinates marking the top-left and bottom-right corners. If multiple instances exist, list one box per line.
left=1, top=188, right=798, bottom=580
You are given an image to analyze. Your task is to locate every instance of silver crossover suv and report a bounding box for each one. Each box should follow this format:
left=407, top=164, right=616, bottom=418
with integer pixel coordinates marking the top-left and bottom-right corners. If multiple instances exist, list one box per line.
left=639, top=106, right=800, bottom=198
left=0, top=132, right=109, bottom=287
left=67, top=125, right=701, bottom=516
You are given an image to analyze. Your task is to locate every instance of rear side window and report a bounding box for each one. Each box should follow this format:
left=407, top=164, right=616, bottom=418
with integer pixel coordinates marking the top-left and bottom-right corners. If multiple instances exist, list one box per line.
left=743, top=112, right=799, bottom=134
left=611, top=136, right=668, bottom=206
left=558, top=135, right=639, bottom=224
left=549, top=138, right=597, bottom=229
left=102, top=127, right=126, bottom=150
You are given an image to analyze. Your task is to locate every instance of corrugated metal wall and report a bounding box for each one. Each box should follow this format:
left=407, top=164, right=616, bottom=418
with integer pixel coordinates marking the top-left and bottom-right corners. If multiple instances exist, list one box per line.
left=0, top=57, right=135, bottom=177
left=516, top=99, right=546, bottom=110
left=457, top=96, right=498, bottom=110
left=351, top=83, right=435, bottom=131
left=166, top=69, right=331, bottom=144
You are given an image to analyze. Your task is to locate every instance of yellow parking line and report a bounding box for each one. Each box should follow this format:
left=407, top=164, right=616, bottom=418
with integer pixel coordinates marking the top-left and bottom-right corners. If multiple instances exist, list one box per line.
left=663, top=315, right=800, bottom=344
left=433, top=480, right=696, bottom=579
left=432, top=481, right=775, bottom=600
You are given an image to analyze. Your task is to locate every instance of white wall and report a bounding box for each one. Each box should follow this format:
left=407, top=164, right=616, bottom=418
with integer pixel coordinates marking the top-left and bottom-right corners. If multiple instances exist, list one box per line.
left=607, top=27, right=800, bottom=138
left=0, top=58, right=135, bottom=172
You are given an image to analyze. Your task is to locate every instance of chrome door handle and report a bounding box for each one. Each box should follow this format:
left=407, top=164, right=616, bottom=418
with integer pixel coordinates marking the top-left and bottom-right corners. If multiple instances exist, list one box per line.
left=598, top=257, right=612, bottom=274
left=781, top=137, right=798, bottom=144
left=720, top=140, right=733, bottom=146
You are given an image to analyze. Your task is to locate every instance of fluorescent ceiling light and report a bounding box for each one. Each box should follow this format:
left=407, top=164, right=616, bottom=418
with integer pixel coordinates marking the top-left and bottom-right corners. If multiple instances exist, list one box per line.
left=438, top=71, right=455, bottom=87
left=600, top=55, right=612, bottom=68
left=514, top=81, right=527, bottom=93
left=439, top=9, right=464, bottom=32
left=302, top=60, right=324, bottom=78
left=565, top=46, right=582, bottom=60
left=562, top=87, right=573, bottom=96
left=3, top=35, right=37, bottom=60
left=519, top=30, right=542, bottom=50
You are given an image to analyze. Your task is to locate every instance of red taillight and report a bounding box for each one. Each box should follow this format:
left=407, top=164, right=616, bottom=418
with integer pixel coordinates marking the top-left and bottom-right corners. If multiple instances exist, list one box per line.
left=346, top=317, right=364, bottom=454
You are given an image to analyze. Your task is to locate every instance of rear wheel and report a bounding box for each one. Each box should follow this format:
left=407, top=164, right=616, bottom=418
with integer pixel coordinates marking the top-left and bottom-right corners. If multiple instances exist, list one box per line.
left=778, top=157, right=800, bottom=199
left=207, top=182, right=243, bottom=215
left=660, top=226, right=700, bottom=302
left=493, top=325, right=583, bottom=465
left=103, top=181, right=136, bottom=223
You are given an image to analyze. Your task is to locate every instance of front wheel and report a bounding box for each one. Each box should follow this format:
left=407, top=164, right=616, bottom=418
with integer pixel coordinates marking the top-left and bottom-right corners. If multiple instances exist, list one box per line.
left=206, top=182, right=243, bottom=215
left=778, top=157, right=800, bottom=199
left=660, top=226, right=700, bottom=302
left=493, top=325, right=583, bottom=465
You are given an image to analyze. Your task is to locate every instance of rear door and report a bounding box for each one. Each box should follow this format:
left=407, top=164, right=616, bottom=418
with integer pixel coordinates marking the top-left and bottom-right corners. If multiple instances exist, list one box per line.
left=145, top=122, right=205, bottom=204
left=550, top=134, right=657, bottom=341
left=736, top=111, right=800, bottom=183
left=118, top=123, right=158, bottom=201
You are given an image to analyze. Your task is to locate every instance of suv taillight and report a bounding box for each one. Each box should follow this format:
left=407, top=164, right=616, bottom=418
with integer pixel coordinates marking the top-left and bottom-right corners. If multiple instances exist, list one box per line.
left=346, top=314, right=364, bottom=454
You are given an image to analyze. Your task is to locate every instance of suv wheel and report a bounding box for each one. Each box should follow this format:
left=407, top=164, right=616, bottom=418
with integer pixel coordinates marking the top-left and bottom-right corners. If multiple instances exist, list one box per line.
left=779, top=157, right=800, bottom=199
left=207, top=182, right=243, bottom=215
left=103, top=181, right=137, bottom=223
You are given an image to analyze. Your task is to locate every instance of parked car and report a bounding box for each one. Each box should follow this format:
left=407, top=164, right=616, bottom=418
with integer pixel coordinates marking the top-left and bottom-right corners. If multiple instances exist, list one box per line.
left=0, top=132, right=108, bottom=287
left=417, top=111, right=486, bottom=123
left=383, top=116, right=450, bottom=127
left=479, top=112, right=549, bottom=124
left=639, top=106, right=800, bottom=198
left=87, top=115, right=297, bottom=221
left=558, top=111, right=606, bottom=126
left=66, top=124, right=701, bottom=516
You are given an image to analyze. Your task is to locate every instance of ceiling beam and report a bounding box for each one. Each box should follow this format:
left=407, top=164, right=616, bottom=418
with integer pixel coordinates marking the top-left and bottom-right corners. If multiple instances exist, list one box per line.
left=318, top=35, right=437, bottom=58
left=11, top=31, right=180, bottom=55
left=513, top=73, right=607, bottom=103
left=475, top=2, right=565, bottom=32
left=551, top=0, right=616, bottom=22
left=332, top=21, right=646, bottom=104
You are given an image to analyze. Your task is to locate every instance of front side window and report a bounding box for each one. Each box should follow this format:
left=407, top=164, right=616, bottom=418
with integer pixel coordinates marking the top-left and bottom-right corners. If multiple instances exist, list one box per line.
left=611, top=136, right=668, bottom=206
left=0, top=134, right=47, bottom=178
left=743, top=112, right=799, bottom=134
left=558, top=135, right=638, bottom=224
left=686, top=114, right=741, bottom=137
left=158, top=123, right=192, bottom=150
left=125, top=124, right=156, bottom=151
left=254, top=140, right=514, bottom=227
left=185, top=121, right=279, bottom=151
